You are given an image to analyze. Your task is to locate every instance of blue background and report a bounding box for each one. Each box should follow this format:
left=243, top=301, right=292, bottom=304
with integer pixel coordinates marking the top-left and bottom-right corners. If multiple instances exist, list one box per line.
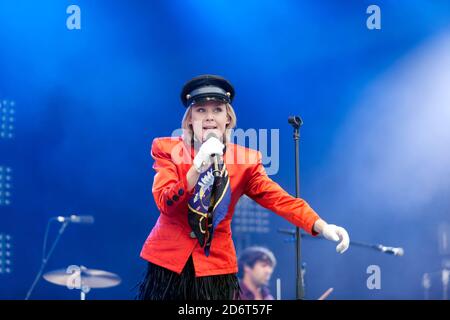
left=1, top=0, right=450, bottom=299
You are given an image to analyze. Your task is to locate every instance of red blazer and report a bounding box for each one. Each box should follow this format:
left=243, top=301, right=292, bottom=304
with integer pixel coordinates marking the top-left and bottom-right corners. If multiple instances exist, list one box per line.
left=140, top=136, right=320, bottom=277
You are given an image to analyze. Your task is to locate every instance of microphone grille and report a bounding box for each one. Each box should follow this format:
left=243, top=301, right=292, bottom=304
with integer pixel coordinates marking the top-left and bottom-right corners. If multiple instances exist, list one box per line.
left=206, top=132, right=218, bottom=140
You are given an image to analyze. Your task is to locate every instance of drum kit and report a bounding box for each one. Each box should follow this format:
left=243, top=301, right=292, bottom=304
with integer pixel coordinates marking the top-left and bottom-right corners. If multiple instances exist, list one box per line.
left=25, top=215, right=121, bottom=300
left=43, top=266, right=121, bottom=300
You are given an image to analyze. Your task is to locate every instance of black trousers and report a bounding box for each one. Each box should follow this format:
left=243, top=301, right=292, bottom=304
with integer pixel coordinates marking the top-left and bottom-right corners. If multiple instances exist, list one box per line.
left=137, top=255, right=241, bottom=300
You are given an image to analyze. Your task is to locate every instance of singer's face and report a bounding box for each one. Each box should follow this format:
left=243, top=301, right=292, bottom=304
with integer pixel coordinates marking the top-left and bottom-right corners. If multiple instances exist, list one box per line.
left=189, top=100, right=230, bottom=143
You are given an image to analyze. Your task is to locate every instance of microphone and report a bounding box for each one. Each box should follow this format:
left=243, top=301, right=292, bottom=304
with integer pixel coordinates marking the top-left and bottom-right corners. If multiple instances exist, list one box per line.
left=205, top=132, right=222, bottom=178
left=377, top=245, right=404, bottom=256
left=211, top=153, right=221, bottom=178
left=288, top=116, right=303, bottom=129
left=54, top=215, right=95, bottom=224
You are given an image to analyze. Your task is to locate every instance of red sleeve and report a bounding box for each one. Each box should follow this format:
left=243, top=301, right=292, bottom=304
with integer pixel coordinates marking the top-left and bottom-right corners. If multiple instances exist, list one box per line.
left=151, top=138, right=194, bottom=216
left=243, top=151, right=320, bottom=235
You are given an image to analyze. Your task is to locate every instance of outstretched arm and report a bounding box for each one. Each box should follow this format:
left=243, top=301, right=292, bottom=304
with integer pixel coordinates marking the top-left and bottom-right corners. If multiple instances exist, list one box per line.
left=244, top=150, right=350, bottom=253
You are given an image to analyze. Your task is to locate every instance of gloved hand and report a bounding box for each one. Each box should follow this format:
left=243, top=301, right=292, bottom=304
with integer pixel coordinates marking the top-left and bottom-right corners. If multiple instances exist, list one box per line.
left=193, top=137, right=224, bottom=173
left=321, top=224, right=350, bottom=254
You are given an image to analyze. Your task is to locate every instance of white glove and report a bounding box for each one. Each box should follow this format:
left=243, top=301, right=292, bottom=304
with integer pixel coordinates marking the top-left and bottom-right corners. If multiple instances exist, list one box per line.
left=321, top=224, right=350, bottom=254
left=193, top=137, right=224, bottom=173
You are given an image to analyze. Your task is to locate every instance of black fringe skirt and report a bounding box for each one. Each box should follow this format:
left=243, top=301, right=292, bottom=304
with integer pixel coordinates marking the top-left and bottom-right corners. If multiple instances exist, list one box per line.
left=137, top=255, right=241, bottom=300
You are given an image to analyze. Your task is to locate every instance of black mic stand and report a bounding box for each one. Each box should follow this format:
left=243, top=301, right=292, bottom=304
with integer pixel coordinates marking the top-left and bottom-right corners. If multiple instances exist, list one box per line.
left=25, top=219, right=69, bottom=300
left=288, top=115, right=304, bottom=300
left=279, top=228, right=404, bottom=255
left=278, top=228, right=404, bottom=299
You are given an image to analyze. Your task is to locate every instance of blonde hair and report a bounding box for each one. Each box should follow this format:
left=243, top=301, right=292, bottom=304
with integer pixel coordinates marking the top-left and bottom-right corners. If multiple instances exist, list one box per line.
left=181, top=102, right=237, bottom=146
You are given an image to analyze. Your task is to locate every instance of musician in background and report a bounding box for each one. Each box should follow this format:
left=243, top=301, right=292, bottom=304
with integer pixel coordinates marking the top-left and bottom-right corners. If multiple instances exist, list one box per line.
left=238, top=246, right=276, bottom=300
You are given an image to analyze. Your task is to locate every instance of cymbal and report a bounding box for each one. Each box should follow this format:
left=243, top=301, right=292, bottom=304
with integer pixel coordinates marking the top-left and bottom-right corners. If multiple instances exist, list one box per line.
left=43, top=266, right=121, bottom=289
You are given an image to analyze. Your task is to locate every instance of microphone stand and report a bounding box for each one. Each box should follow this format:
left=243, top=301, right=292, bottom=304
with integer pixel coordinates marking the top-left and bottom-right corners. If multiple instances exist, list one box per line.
left=279, top=228, right=404, bottom=256
left=25, top=219, right=70, bottom=300
left=278, top=228, right=403, bottom=299
left=288, top=115, right=304, bottom=300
